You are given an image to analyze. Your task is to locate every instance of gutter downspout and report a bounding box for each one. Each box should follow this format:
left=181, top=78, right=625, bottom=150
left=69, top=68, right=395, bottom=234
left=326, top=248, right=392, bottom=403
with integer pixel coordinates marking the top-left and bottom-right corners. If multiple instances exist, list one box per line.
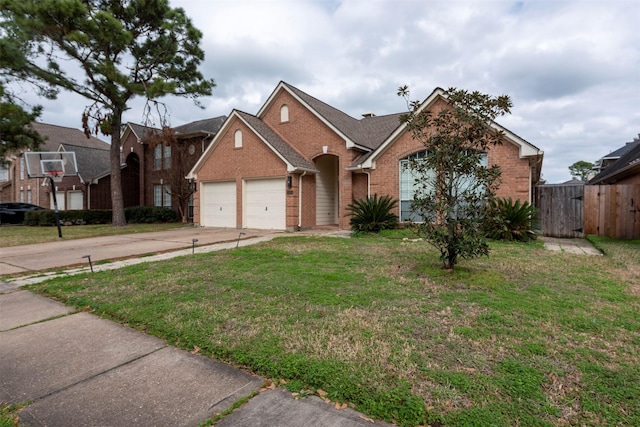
left=298, top=171, right=307, bottom=230
left=364, top=169, right=371, bottom=197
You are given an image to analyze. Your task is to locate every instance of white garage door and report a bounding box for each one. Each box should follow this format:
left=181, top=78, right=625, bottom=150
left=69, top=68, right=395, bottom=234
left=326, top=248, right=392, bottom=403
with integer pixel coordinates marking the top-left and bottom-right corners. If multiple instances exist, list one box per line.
left=201, top=181, right=236, bottom=228
left=67, top=191, right=83, bottom=210
left=245, top=178, right=286, bottom=229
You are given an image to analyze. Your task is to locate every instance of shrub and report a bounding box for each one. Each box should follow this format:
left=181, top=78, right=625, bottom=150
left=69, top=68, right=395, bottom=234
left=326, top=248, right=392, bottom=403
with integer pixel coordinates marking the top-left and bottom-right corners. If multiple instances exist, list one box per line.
left=125, top=206, right=179, bottom=223
left=24, top=207, right=180, bottom=226
left=346, top=194, right=399, bottom=234
left=484, top=197, right=537, bottom=242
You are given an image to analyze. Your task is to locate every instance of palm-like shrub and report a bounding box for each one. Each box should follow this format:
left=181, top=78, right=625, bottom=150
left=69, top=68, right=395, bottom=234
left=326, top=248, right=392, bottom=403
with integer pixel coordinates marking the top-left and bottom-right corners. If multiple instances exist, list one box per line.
left=485, top=197, right=537, bottom=242
left=346, top=194, right=399, bottom=234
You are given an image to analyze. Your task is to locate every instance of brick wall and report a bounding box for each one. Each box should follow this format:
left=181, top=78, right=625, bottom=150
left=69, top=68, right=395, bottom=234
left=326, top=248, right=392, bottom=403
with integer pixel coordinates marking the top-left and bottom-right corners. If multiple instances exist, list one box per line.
left=370, top=100, right=534, bottom=217
left=261, top=90, right=356, bottom=228
left=193, top=116, right=289, bottom=227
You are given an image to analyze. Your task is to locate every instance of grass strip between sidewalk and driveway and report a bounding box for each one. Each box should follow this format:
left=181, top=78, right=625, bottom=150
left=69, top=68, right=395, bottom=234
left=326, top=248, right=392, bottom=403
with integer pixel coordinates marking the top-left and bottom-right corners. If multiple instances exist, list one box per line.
left=0, top=223, right=185, bottom=248
left=28, top=232, right=640, bottom=426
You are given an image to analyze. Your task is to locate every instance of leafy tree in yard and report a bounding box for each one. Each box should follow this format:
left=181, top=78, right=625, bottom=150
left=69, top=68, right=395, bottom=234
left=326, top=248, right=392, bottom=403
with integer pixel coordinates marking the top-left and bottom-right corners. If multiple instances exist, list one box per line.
left=568, top=160, right=594, bottom=181
left=346, top=193, right=399, bottom=234
left=397, top=86, right=509, bottom=270
left=0, top=0, right=215, bottom=226
left=0, top=35, right=50, bottom=157
left=0, top=85, right=44, bottom=158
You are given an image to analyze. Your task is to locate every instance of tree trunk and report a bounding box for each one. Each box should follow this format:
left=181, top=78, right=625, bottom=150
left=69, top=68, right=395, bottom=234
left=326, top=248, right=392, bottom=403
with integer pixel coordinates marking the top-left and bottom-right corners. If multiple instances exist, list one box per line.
left=110, top=112, right=126, bottom=227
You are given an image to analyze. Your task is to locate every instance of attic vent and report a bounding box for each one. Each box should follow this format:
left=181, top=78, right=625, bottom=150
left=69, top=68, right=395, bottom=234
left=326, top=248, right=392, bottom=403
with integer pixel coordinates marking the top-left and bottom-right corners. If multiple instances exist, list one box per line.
left=361, top=112, right=376, bottom=118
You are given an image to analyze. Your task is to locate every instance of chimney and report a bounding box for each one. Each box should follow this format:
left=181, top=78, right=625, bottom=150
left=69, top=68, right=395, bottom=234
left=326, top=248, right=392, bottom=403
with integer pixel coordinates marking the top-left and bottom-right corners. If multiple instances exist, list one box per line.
left=362, top=112, right=376, bottom=118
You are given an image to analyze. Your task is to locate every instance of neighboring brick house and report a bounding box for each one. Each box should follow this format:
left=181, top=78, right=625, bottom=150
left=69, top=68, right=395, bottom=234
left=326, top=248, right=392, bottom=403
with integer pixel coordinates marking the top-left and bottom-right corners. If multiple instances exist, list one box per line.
left=116, top=116, right=226, bottom=220
left=0, top=122, right=110, bottom=210
left=187, top=82, right=544, bottom=230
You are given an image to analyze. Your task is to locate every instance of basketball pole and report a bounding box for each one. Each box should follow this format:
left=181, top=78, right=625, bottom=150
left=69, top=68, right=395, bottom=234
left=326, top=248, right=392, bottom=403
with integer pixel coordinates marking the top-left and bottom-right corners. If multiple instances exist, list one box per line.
left=49, top=176, right=63, bottom=238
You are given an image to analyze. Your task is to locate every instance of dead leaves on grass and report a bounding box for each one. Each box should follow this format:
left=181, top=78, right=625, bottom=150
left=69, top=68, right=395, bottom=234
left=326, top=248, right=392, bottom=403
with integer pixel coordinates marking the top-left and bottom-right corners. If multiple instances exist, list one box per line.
left=260, top=381, right=352, bottom=412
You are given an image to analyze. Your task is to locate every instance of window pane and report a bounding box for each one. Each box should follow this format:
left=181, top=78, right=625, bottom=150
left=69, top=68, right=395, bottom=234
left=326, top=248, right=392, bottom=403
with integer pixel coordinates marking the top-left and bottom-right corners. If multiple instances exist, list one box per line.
left=163, top=185, right=171, bottom=208
left=154, top=146, right=162, bottom=170
left=154, top=185, right=162, bottom=206
left=163, top=145, right=171, bottom=169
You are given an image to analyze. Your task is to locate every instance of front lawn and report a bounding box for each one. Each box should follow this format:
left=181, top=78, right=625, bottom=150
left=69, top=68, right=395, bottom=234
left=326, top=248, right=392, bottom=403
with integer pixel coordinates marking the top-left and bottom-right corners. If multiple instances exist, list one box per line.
left=29, top=234, right=640, bottom=426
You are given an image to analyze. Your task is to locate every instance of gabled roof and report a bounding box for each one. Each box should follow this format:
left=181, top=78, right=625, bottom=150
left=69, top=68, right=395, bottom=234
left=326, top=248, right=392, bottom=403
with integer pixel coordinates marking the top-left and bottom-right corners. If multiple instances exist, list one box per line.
left=123, top=116, right=227, bottom=144
left=235, top=111, right=317, bottom=172
left=601, top=140, right=638, bottom=160
left=589, top=137, right=640, bottom=184
left=59, top=144, right=111, bottom=181
left=351, top=88, right=543, bottom=169
left=31, top=122, right=110, bottom=151
left=258, top=82, right=541, bottom=171
left=187, top=110, right=318, bottom=179
left=259, top=81, right=404, bottom=152
left=30, top=122, right=111, bottom=182
left=174, top=116, right=227, bottom=136
left=124, top=123, right=161, bottom=142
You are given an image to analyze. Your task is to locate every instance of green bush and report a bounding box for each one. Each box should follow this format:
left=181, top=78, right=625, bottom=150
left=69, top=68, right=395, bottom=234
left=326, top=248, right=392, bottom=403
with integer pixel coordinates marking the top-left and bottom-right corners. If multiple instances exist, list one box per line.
left=346, top=194, right=399, bottom=234
left=125, top=206, right=179, bottom=223
left=23, top=207, right=178, bottom=226
left=484, top=197, right=537, bottom=242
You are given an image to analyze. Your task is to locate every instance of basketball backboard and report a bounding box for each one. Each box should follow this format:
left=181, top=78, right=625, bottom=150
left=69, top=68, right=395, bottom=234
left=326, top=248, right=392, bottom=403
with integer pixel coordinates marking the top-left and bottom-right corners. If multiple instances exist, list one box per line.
left=24, top=151, right=79, bottom=181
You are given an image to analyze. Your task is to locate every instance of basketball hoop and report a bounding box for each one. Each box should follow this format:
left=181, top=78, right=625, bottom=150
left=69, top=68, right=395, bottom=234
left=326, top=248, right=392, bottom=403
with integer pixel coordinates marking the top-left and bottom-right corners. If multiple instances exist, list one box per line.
left=45, top=170, right=65, bottom=183
left=42, top=159, right=66, bottom=183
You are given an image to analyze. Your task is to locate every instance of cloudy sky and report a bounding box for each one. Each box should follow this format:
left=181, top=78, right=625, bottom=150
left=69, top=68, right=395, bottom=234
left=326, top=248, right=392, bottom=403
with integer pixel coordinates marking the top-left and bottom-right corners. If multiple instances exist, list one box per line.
left=27, top=0, right=639, bottom=183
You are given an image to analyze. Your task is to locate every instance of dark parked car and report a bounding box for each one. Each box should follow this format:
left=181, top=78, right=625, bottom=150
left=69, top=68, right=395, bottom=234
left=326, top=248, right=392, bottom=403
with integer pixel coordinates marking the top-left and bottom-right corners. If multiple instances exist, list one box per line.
left=0, top=202, right=46, bottom=224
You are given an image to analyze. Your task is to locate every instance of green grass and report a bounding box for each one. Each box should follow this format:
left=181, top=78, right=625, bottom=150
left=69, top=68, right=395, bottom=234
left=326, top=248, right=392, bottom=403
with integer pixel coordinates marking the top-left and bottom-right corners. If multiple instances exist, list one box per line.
left=28, top=234, right=640, bottom=426
left=0, top=223, right=188, bottom=247
left=0, top=402, right=27, bottom=427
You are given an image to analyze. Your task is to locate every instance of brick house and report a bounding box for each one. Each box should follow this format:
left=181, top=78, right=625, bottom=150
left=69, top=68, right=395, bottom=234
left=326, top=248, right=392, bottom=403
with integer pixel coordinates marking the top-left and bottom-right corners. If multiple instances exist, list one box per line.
left=117, top=116, right=226, bottom=221
left=187, top=82, right=544, bottom=230
left=0, top=122, right=110, bottom=210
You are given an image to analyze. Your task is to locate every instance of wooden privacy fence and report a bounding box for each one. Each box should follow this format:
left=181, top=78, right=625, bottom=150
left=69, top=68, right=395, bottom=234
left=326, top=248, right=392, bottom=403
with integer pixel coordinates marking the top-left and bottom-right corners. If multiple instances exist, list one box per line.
left=584, top=184, right=640, bottom=239
left=536, top=184, right=584, bottom=238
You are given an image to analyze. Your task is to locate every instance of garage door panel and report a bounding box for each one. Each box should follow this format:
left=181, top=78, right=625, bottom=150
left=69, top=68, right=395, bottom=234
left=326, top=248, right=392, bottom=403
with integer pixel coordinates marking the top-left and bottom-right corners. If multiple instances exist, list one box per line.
left=246, top=178, right=285, bottom=229
left=201, top=181, right=236, bottom=228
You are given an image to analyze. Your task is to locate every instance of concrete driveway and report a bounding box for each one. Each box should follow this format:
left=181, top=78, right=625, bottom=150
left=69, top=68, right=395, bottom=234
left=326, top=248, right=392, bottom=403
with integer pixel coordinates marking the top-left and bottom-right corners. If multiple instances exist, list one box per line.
left=0, top=226, right=278, bottom=276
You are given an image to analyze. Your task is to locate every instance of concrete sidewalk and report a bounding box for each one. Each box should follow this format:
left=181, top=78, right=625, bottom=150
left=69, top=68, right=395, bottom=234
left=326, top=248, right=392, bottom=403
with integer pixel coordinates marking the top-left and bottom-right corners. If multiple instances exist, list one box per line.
left=1, top=227, right=390, bottom=426
left=541, top=236, right=602, bottom=256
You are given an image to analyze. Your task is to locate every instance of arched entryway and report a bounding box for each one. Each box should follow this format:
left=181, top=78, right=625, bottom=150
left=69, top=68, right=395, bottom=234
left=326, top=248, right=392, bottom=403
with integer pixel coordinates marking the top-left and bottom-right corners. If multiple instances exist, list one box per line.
left=122, top=152, right=140, bottom=208
left=315, top=154, right=339, bottom=225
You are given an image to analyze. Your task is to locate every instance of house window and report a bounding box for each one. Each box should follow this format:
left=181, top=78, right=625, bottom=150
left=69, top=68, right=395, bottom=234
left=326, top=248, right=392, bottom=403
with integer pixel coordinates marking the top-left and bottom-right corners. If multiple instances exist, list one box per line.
left=0, top=163, right=8, bottom=181
left=153, top=145, right=171, bottom=170
left=280, top=104, right=289, bottom=123
left=234, top=129, right=243, bottom=148
left=154, top=184, right=171, bottom=208
left=399, top=152, right=432, bottom=222
left=27, top=189, right=32, bottom=204
left=399, top=150, right=488, bottom=222
left=154, top=145, right=162, bottom=170
left=20, top=157, right=25, bottom=180
left=20, top=190, right=25, bottom=202
left=163, top=145, right=171, bottom=169
left=188, top=193, right=194, bottom=219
